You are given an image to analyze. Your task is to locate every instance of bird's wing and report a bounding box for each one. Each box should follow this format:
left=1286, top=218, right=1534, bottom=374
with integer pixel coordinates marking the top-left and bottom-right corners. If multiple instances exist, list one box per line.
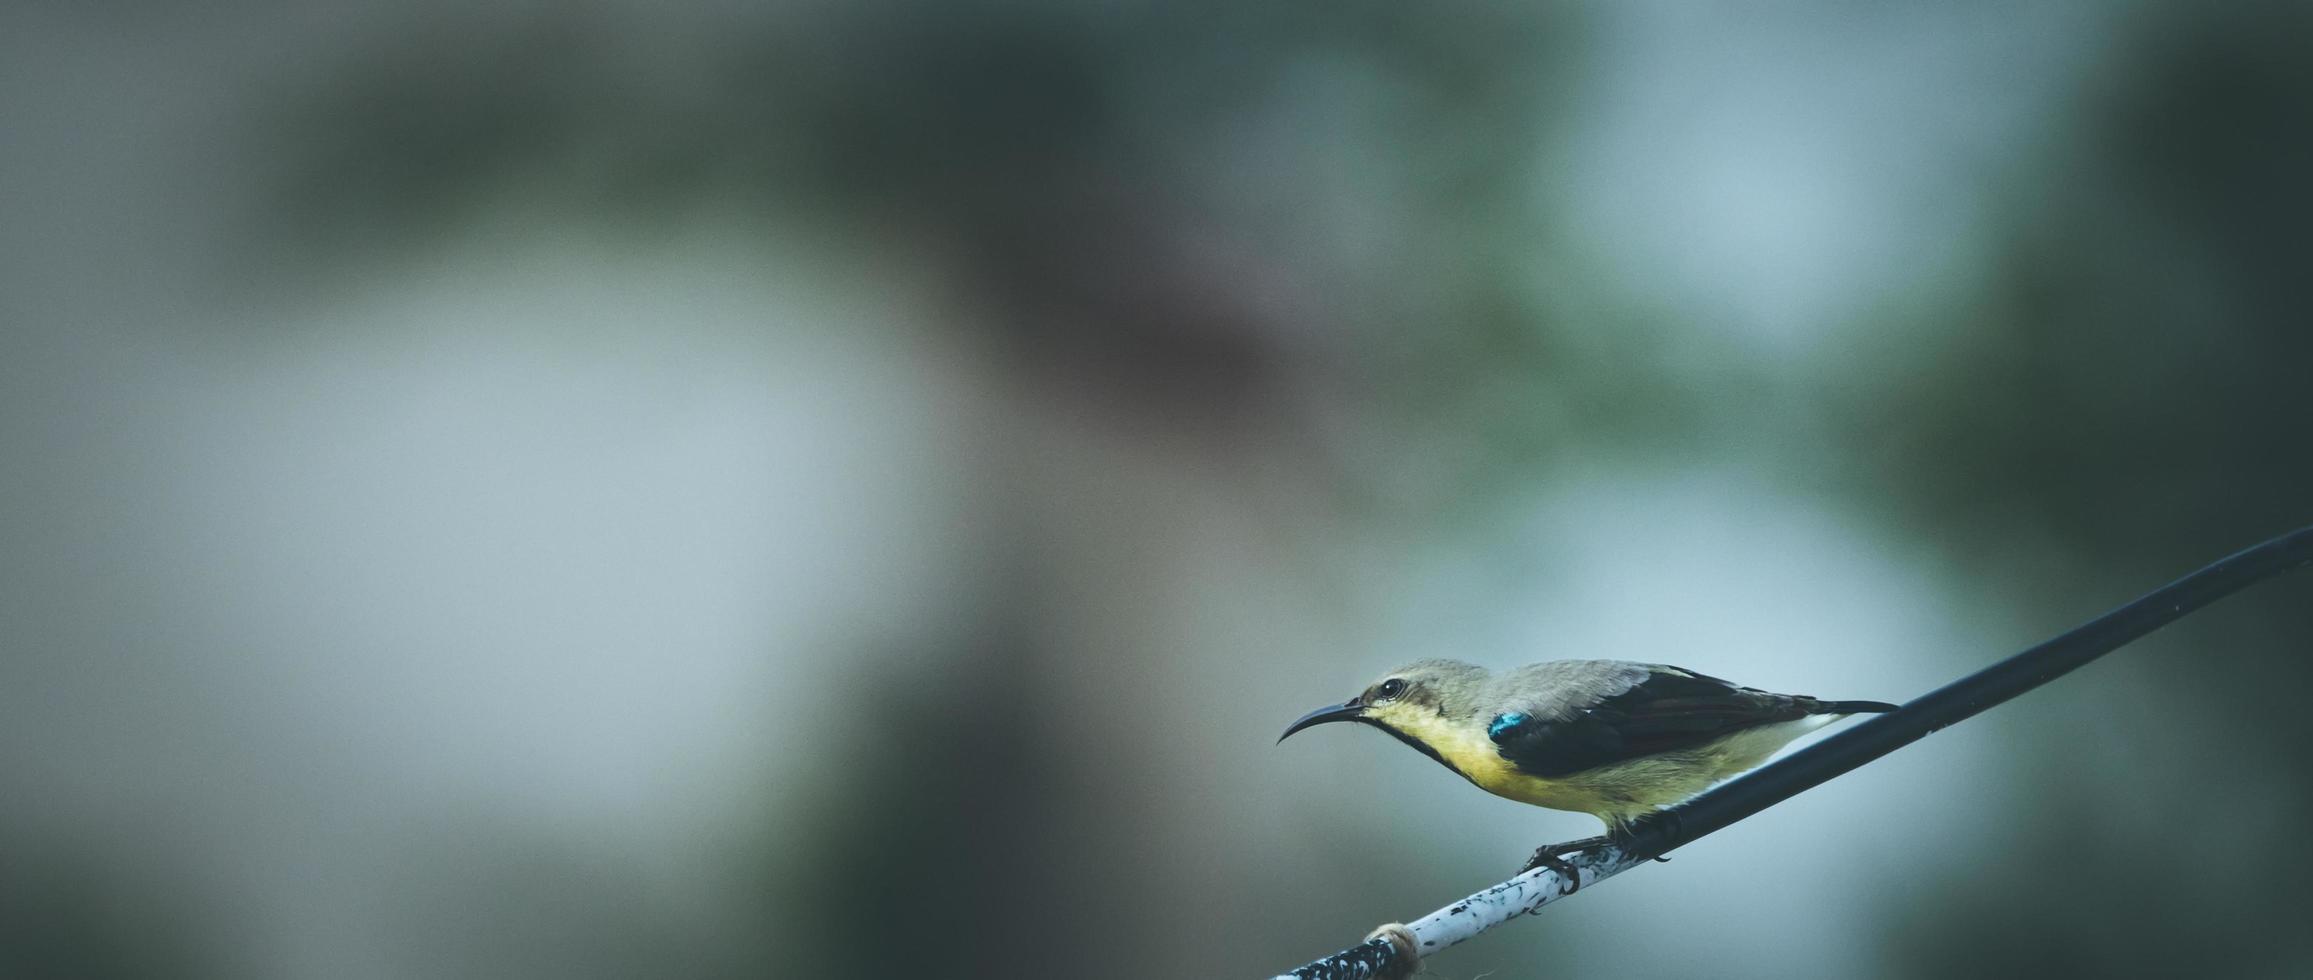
left=1487, top=665, right=1813, bottom=779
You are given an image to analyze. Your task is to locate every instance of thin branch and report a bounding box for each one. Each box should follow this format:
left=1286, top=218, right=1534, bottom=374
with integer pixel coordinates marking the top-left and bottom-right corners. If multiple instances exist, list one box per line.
left=1270, top=525, right=2313, bottom=980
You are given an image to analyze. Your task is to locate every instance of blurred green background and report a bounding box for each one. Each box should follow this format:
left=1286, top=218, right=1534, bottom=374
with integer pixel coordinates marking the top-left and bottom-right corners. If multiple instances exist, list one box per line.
left=4, top=1, right=2310, bottom=977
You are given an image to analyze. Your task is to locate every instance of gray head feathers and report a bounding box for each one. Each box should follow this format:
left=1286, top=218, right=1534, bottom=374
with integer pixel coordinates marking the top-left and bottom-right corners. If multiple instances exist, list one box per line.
left=1368, top=658, right=1663, bottom=721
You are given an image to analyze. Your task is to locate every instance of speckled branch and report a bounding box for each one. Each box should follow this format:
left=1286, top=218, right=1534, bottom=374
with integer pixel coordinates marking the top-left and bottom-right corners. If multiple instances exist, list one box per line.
left=1269, top=526, right=2313, bottom=980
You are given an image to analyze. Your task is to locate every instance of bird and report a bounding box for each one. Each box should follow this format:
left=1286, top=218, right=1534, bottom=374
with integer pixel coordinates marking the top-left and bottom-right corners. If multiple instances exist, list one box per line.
left=1278, top=658, right=1897, bottom=878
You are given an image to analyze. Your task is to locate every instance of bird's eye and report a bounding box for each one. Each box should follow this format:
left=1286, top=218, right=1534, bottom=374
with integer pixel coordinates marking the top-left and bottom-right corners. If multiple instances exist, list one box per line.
left=1376, top=678, right=1407, bottom=702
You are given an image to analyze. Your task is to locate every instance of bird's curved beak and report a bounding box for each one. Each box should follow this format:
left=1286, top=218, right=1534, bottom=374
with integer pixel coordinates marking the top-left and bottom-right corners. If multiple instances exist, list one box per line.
left=1278, top=698, right=1366, bottom=743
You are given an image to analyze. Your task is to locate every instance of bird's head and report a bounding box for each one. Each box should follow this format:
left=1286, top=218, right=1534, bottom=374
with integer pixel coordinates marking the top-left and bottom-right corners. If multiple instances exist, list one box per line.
left=1277, top=659, right=1491, bottom=747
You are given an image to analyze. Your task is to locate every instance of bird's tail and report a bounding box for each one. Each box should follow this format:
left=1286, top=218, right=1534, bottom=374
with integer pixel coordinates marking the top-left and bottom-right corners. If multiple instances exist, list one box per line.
left=1811, top=699, right=1899, bottom=715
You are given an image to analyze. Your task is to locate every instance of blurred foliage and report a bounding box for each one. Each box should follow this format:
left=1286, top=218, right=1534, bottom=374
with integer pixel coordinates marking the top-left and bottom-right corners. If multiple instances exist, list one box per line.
left=247, top=0, right=2313, bottom=975
left=261, top=0, right=1660, bottom=517
left=8, top=0, right=2312, bottom=976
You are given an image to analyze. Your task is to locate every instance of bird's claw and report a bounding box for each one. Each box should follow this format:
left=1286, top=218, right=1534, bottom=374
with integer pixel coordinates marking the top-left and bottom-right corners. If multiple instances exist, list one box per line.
left=1518, top=836, right=1610, bottom=894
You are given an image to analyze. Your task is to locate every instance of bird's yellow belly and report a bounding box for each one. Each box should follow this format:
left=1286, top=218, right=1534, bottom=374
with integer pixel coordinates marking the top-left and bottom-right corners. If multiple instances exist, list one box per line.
left=1413, top=729, right=1668, bottom=824
left=1473, top=769, right=1616, bottom=811
left=1376, top=705, right=1828, bottom=828
left=1451, top=721, right=1824, bottom=828
left=1471, top=763, right=1700, bottom=826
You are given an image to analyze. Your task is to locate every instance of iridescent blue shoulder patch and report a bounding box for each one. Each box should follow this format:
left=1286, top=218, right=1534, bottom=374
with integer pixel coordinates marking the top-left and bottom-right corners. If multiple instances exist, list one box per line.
left=1487, top=711, right=1529, bottom=741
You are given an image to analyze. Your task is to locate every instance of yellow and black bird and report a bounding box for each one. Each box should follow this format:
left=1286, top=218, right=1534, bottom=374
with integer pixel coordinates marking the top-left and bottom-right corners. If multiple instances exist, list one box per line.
left=1279, top=659, right=1896, bottom=872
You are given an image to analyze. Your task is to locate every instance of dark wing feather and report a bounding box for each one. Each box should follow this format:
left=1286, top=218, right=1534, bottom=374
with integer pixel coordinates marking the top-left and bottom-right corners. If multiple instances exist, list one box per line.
left=1488, top=668, right=1815, bottom=779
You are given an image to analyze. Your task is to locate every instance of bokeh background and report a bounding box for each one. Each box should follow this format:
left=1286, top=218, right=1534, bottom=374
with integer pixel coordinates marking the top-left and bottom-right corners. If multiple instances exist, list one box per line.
left=5, top=1, right=2311, bottom=977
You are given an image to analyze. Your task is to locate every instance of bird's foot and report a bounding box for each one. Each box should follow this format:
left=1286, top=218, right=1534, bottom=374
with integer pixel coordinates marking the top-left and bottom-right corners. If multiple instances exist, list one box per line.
left=1518, top=836, right=1611, bottom=893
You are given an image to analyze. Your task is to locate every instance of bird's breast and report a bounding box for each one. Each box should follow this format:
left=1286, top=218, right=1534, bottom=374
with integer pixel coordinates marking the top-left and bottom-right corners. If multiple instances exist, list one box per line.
left=1365, top=707, right=1654, bottom=818
left=1372, top=712, right=1526, bottom=793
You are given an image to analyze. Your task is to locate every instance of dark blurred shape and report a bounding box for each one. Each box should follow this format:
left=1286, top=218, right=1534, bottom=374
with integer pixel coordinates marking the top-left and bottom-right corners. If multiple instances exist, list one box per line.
left=784, top=623, right=1082, bottom=977
left=0, top=830, right=228, bottom=980
left=272, top=13, right=614, bottom=253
